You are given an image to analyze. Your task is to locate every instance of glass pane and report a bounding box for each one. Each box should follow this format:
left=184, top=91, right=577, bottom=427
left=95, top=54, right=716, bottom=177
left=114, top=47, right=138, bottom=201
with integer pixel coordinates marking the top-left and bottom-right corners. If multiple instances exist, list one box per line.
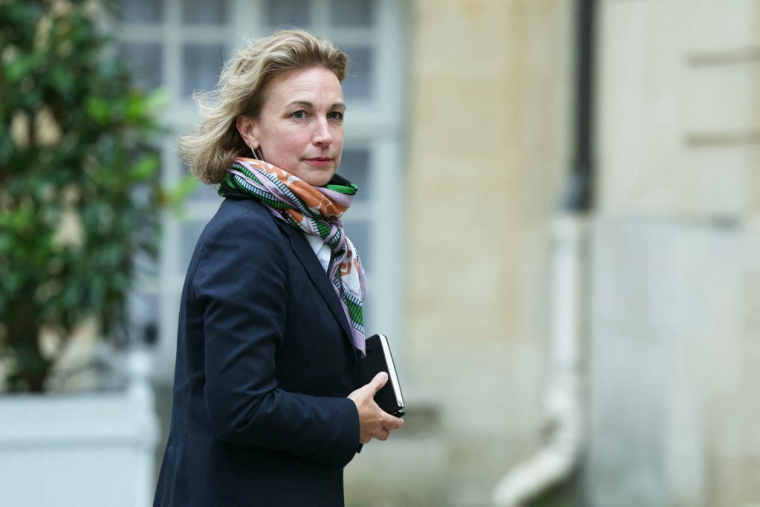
left=265, top=0, right=312, bottom=28
left=119, top=42, right=163, bottom=91
left=182, top=44, right=226, bottom=98
left=128, top=291, right=160, bottom=345
left=118, top=0, right=163, bottom=24
left=182, top=163, right=221, bottom=202
left=344, top=221, right=371, bottom=273
left=189, top=181, right=222, bottom=202
left=180, top=221, right=208, bottom=273
left=330, top=0, right=374, bottom=27
left=342, top=46, right=373, bottom=101
left=338, top=148, right=370, bottom=203
left=361, top=300, right=374, bottom=336
left=183, top=0, right=228, bottom=25
left=133, top=249, right=159, bottom=276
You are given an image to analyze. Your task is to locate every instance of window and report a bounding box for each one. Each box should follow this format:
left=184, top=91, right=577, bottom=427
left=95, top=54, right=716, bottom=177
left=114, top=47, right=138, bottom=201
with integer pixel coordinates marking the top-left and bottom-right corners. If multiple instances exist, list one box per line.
left=116, top=0, right=408, bottom=380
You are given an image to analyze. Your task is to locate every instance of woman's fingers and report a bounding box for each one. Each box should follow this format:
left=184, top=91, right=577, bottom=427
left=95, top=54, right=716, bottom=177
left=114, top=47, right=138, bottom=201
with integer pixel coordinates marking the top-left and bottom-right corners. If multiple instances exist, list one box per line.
left=348, top=372, right=404, bottom=443
left=369, top=372, right=388, bottom=394
left=347, top=372, right=387, bottom=406
left=383, top=415, right=403, bottom=430
left=373, top=413, right=402, bottom=441
left=376, top=428, right=390, bottom=441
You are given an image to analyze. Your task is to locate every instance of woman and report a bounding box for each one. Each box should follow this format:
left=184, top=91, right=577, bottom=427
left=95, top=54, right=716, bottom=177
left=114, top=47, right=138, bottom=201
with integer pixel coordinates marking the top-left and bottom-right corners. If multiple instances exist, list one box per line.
left=153, top=30, right=403, bottom=507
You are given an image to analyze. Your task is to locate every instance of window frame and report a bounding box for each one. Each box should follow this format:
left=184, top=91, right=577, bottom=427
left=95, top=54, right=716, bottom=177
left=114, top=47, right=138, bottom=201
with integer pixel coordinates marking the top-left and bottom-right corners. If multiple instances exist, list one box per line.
left=116, top=0, right=408, bottom=382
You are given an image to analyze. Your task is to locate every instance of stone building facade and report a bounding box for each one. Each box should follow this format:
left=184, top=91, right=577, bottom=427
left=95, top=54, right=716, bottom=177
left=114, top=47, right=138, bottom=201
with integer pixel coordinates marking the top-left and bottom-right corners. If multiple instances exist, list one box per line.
left=104, top=0, right=759, bottom=505
left=348, top=1, right=760, bottom=506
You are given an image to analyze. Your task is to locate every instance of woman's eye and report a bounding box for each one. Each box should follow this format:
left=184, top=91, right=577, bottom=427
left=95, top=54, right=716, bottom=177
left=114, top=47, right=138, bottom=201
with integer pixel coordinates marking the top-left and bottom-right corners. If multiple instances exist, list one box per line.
left=292, top=110, right=307, bottom=119
left=328, top=111, right=344, bottom=121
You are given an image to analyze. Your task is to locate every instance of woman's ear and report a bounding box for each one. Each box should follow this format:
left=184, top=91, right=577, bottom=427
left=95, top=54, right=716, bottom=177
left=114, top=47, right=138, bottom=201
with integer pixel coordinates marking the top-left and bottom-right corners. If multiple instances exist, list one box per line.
left=236, top=115, right=259, bottom=150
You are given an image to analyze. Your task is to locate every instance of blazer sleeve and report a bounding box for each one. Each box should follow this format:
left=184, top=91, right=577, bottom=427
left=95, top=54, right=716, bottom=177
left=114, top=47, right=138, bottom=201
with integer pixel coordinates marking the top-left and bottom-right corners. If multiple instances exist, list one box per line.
left=191, top=208, right=360, bottom=468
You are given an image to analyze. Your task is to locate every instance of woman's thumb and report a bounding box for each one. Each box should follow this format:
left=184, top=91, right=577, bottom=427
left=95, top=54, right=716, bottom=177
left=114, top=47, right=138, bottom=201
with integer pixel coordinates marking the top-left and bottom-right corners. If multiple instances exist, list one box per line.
left=371, top=372, right=389, bottom=393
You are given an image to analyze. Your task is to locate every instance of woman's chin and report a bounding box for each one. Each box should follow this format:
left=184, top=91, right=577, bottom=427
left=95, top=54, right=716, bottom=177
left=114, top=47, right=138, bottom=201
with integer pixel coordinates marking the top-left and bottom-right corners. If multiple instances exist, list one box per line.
left=294, top=167, right=337, bottom=187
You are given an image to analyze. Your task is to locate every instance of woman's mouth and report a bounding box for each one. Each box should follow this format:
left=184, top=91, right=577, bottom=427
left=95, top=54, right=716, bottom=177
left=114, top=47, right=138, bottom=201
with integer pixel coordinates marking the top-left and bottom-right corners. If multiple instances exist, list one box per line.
left=306, top=157, right=332, bottom=167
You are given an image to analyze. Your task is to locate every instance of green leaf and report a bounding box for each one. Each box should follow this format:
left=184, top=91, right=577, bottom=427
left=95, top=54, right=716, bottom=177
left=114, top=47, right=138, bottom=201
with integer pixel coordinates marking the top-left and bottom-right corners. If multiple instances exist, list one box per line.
left=124, top=91, right=146, bottom=122
left=85, top=97, right=111, bottom=124
left=0, top=0, right=179, bottom=392
left=129, top=153, right=160, bottom=181
left=143, top=87, right=169, bottom=113
left=5, top=56, right=33, bottom=82
left=165, top=175, right=199, bottom=208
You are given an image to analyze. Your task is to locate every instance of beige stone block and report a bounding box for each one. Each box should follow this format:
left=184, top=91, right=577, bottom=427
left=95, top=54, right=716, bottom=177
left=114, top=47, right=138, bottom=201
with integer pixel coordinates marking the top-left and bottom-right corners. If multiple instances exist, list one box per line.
left=684, top=64, right=758, bottom=135
left=589, top=217, right=760, bottom=506
left=404, top=333, right=546, bottom=438
left=597, top=1, right=654, bottom=213
left=410, top=77, right=517, bottom=165
left=681, top=145, right=755, bottom=217
left=344, top=433, right=449, bottom=506
left=402, top=1, right=573, bottom=504
left=414, top=0, right=517, bottom=79
left=598, top=0, right=760, bottom=218
left=710, top=457, right=760, bottom=507
left=751, top=153, right=760, bottom=213
left=445, top=434, right=533, bottom=507
left=406, top=246, right=518, bottom=336
left=686, top=0, right=758, bottom=53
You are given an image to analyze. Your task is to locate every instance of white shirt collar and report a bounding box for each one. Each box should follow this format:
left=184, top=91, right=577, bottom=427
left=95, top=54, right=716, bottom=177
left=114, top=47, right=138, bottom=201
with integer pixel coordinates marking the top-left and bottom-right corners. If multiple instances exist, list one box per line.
left=304, top=233, right=331, bottom=273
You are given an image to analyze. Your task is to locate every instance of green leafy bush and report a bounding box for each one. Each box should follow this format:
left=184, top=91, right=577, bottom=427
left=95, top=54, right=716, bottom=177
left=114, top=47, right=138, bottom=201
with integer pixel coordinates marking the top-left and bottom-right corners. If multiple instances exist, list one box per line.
left=0, top=0, right=166, bottom=392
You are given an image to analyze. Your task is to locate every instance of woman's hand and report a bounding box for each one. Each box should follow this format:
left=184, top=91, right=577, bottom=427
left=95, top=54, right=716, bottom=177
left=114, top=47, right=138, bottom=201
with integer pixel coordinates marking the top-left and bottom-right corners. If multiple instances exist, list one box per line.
left=348, top=372, right=404, bottom=444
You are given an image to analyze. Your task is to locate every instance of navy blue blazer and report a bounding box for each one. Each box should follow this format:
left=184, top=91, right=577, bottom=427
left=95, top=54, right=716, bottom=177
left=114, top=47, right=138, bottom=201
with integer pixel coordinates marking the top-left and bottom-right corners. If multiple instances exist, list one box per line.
left=153, top=196, right=362, bottom=507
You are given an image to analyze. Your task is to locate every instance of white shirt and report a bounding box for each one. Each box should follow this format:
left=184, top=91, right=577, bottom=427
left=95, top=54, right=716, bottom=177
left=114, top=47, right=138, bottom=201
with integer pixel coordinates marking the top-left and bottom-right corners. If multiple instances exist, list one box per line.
left=304, top=233, right=331, bottom=273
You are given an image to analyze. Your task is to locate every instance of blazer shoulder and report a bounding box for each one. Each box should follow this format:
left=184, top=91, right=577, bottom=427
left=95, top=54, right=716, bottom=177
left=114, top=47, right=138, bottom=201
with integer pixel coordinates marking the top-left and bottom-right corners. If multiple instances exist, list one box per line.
left=214, top=197, right=275, bottom=225
left=202, top=198, right=284, bottom=241
left=186, top=198, right=285, bottom=279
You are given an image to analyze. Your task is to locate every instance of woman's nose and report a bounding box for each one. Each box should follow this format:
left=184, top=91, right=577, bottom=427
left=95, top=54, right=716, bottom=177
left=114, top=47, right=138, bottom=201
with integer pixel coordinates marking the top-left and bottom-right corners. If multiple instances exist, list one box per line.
left=312, top=118, right=333, bottom=145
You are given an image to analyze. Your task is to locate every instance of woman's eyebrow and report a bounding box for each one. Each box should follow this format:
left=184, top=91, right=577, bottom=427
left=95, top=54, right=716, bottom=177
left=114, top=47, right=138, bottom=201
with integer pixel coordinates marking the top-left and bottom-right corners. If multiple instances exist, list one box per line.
left=284, top=100, right=346, bottom=110
left=285, top=100, right=314, bottom=109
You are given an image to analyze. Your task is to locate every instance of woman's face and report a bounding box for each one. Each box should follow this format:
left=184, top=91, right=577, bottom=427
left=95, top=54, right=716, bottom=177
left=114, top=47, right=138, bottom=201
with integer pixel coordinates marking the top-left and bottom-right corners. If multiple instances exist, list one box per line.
left=237, top=66, right=345, bottom=186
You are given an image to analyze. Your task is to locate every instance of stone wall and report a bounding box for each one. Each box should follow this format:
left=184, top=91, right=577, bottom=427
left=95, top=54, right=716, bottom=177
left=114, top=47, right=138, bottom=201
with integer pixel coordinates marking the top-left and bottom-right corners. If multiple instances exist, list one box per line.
left=346, top=1, right=574, bottom=505
left=587, top=0, right=760, bottom=505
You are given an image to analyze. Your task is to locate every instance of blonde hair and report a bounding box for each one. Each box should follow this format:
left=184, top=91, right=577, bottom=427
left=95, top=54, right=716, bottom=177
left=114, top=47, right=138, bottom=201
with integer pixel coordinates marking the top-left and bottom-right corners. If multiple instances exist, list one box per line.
left=179, top=29, right=348, bottom=184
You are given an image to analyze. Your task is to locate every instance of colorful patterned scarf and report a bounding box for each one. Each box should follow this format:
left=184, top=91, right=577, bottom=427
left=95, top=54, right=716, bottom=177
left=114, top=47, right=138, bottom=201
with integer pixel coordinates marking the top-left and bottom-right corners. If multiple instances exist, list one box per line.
left=219, top=157, right=367, bottom=355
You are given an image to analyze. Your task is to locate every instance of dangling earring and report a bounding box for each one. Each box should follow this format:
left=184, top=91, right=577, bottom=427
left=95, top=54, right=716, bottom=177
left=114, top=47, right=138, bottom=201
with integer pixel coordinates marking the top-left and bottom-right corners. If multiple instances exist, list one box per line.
left=251, top=146, right=265, bottom=162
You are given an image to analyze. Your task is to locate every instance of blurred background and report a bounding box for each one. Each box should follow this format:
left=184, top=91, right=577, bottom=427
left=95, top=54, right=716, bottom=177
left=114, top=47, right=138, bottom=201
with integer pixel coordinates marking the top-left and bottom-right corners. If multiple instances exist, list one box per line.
left=2, top=0, right=759, bottom=506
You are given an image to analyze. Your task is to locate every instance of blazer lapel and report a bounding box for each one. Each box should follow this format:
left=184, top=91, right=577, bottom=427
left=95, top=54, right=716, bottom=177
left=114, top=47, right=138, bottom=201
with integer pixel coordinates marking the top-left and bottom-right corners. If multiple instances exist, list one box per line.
left=275, top=220, right=354, bottom=347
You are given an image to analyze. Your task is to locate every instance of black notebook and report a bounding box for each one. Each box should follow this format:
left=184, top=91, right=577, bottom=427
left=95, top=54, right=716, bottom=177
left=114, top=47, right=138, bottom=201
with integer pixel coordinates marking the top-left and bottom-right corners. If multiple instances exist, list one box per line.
left=357, top=334, right=405, bottom=417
